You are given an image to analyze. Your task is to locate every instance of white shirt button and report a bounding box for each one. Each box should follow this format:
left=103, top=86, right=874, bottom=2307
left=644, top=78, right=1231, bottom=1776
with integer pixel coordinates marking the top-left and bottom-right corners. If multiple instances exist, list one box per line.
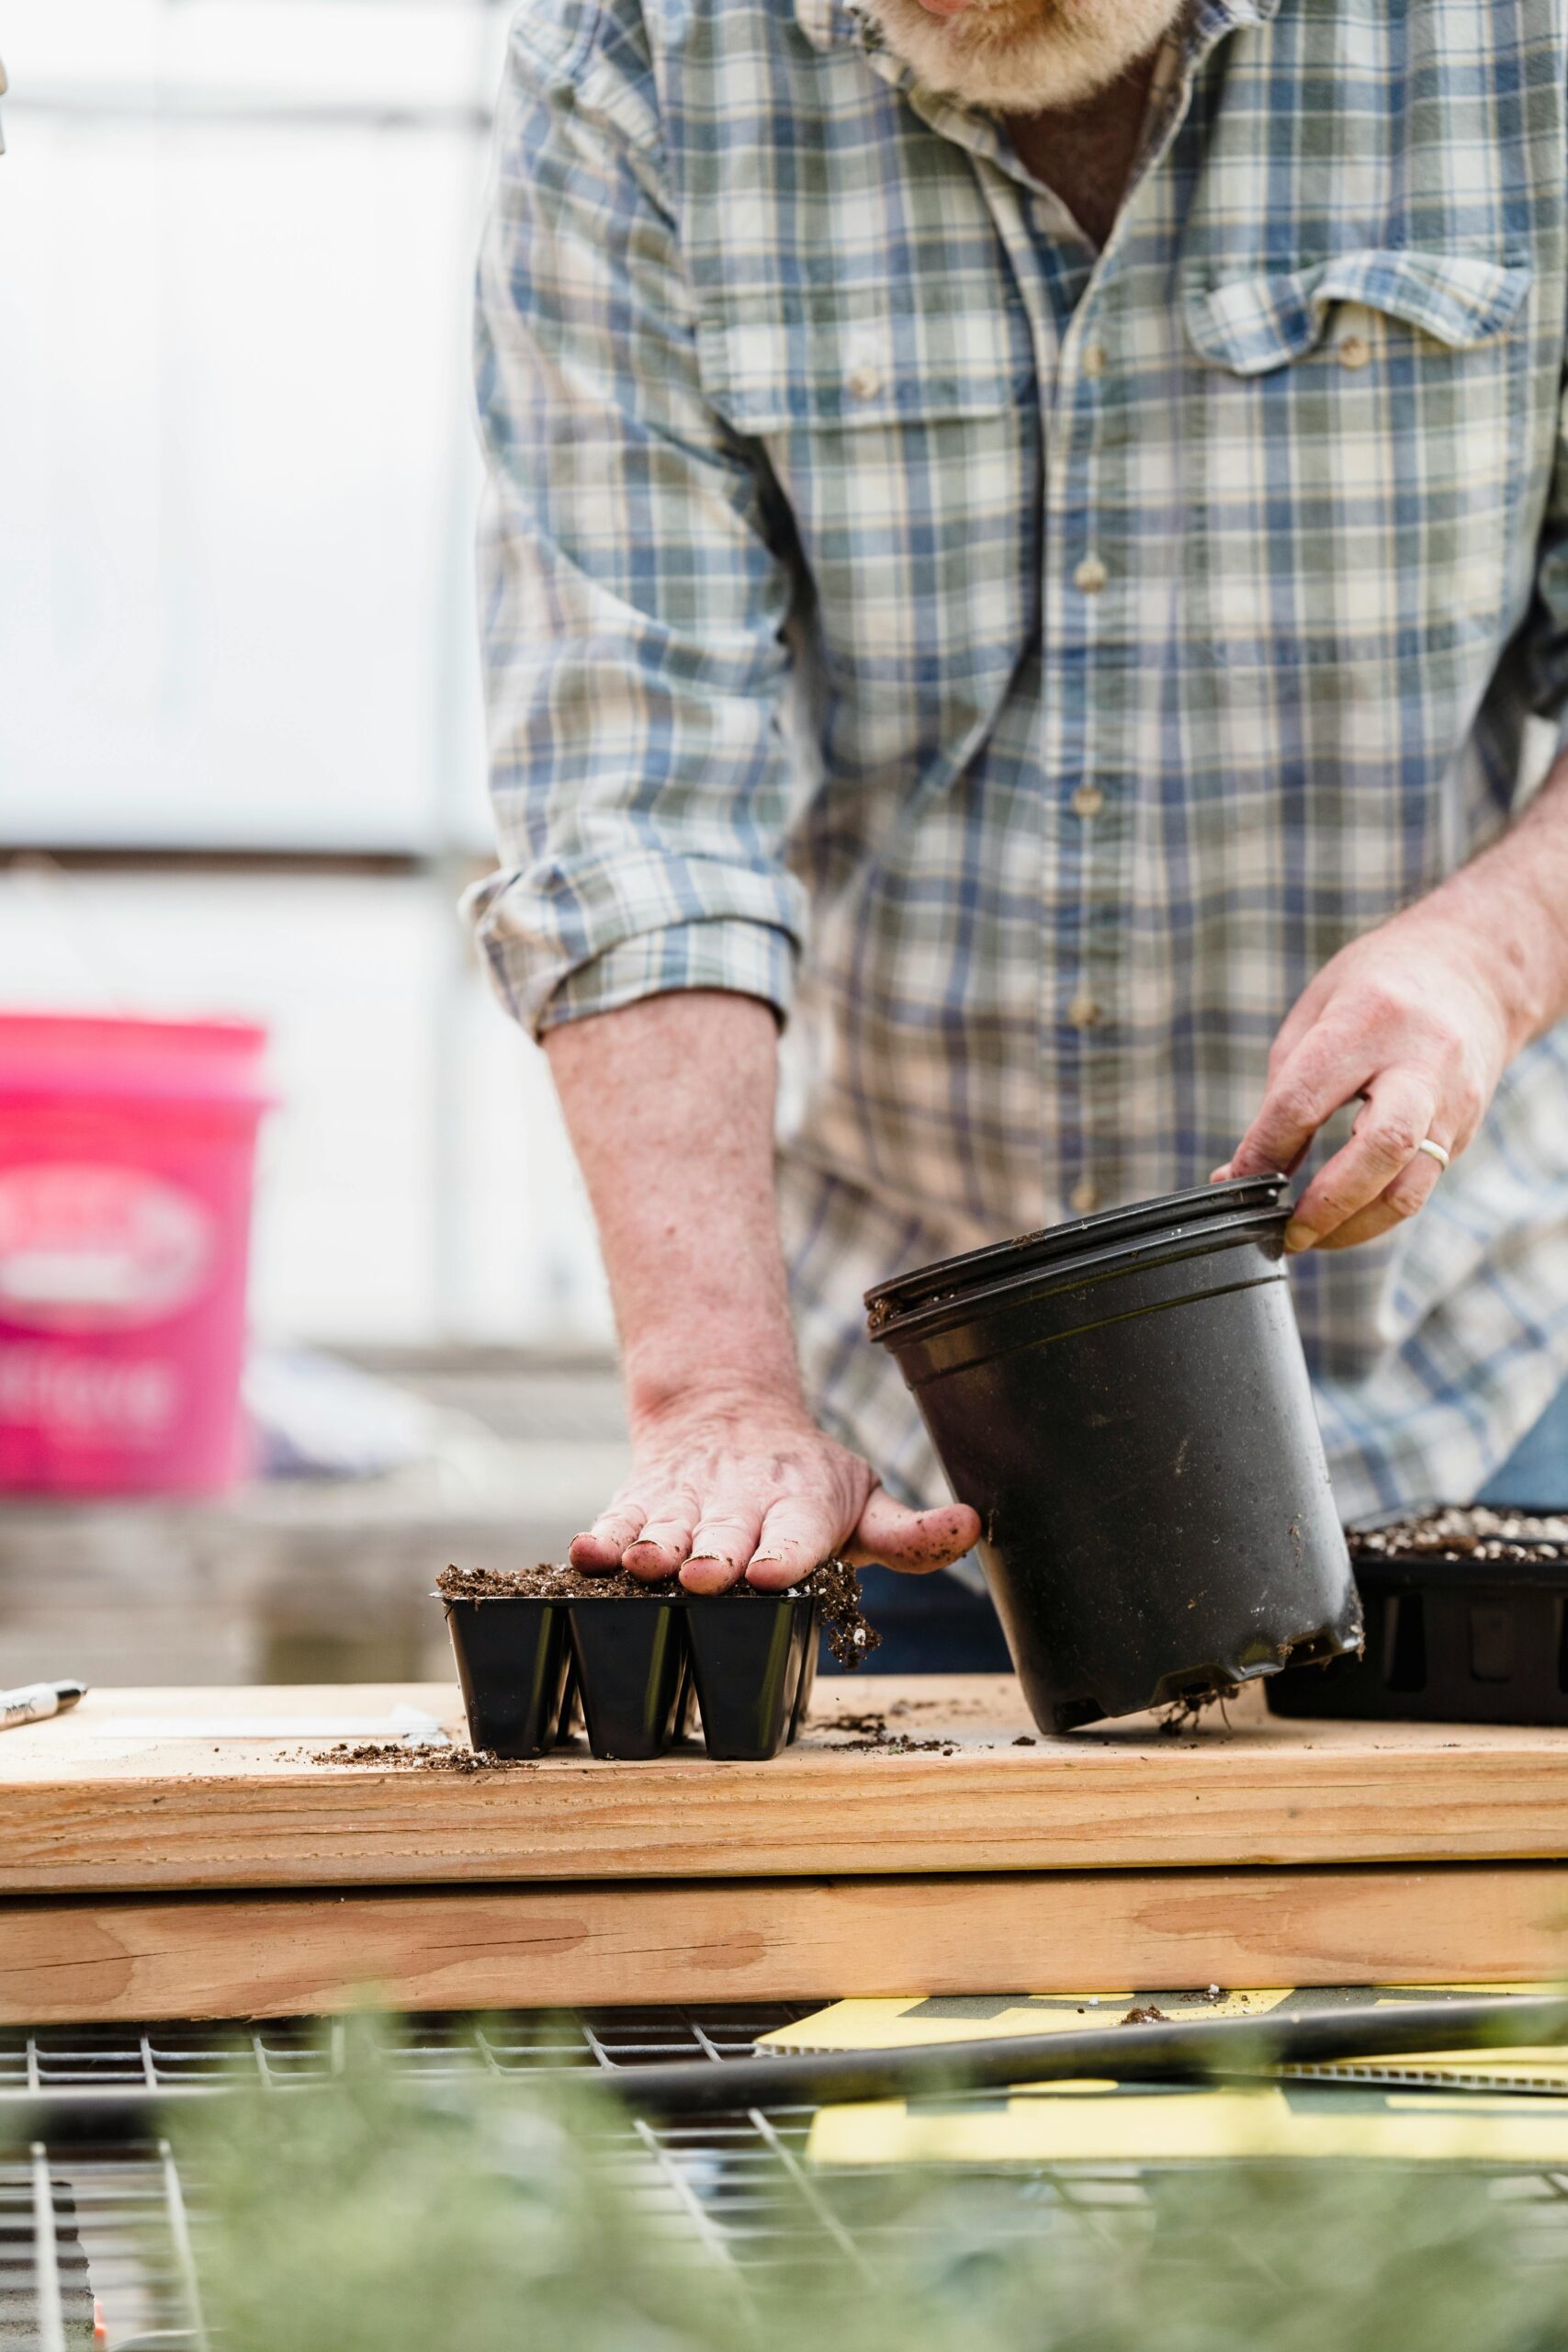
left=1074, top=555, right=1108, bottom=594
left=1070, top=783, right=1105, bottom=818
left=1337, top=334, right=1371, bottom=371
left=1070, top=1177, right=1101, bottom=1214
left=1081, top=343, right=1107, bottom=379
left=846, top=360, right=883, bottom=401
left=1066, top=993, right=1100, bottom=1029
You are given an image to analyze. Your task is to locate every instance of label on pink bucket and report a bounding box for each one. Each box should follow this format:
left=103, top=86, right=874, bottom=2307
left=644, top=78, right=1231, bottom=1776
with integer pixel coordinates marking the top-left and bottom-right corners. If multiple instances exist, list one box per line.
left=0, top=1342, right=178, bottom=1444
left=0, top=1012, right=268, bottom=1495
left=0, top=1163, right=217, bottom=1332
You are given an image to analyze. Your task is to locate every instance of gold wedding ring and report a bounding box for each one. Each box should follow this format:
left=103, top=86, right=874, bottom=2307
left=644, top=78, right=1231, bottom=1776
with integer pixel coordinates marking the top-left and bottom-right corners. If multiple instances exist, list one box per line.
left=1416, top=1137, right=1450, bottom=1171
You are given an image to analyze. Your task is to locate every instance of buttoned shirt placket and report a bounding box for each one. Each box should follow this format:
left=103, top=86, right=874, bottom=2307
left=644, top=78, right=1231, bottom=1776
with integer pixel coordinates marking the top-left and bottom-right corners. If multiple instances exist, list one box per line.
left=840, top=0, right=1279, bottom=1217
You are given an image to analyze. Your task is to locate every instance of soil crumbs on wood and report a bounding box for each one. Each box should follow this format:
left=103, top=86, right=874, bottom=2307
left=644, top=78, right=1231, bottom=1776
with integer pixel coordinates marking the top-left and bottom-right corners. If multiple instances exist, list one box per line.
left=1156, top=1682, right=1241, bottom=1736
left=307, top=1740, right=534, bottom=1773
left=828, top=1730, right=962, bottom=1755
left=437, top=1555, right=881, bottom=1670
left=1119, top=2005, right=1172, bottom=2027
left=819, top=1703, right=961, bottom=1756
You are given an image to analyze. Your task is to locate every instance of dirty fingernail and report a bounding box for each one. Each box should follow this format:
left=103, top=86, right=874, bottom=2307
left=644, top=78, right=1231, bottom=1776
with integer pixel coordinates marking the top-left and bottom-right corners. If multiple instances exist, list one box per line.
left=681, top=1559, right=735, bottom=1592
left=747, top=1557, right=799, bottom=1589
left=1283, top=1218, right=1316, bottom=1253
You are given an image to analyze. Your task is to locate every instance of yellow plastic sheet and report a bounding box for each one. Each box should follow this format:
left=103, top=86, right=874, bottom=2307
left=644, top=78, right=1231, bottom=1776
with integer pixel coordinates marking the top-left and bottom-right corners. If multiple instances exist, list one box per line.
left=758, top=1987, right=1568, bottom=2165
left=807, top=2081, right=1568, bottom=2168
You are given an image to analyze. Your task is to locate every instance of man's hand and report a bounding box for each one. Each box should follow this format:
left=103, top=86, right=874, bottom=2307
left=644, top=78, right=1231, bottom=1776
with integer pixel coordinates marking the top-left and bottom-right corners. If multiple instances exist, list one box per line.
left=545, top=989, right=977, bottom=1593
left=1223, top=766, right=1568, bottom=1251
left=570, top=1394, right=978, bottom=1592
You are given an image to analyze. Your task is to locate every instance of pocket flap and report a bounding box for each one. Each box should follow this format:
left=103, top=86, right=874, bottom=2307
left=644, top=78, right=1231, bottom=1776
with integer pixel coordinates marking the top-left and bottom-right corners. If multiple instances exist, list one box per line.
left=1186, top=249, right=1532, bottom=378
left=697, top=308, right=1025, bottom=432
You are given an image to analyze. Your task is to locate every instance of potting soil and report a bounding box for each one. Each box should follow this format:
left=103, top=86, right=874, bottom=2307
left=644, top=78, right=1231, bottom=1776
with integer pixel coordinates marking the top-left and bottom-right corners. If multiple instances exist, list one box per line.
left=436, top=1555, right=880, bottom=1669
left=1352, top=1505, right=1568, bottom=1565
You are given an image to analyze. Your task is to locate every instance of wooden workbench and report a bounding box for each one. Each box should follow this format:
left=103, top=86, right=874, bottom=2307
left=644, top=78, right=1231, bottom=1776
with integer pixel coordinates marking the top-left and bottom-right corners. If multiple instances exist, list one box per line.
left=4, top=1678, right=1567, bottom=2019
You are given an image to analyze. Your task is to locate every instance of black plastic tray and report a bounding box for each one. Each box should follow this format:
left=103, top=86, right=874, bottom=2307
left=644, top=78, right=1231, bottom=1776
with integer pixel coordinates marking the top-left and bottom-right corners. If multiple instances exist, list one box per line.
left=443, top=1589, right=818, bottom=1760
left=1265, top=1521, right=1568, bottom=1724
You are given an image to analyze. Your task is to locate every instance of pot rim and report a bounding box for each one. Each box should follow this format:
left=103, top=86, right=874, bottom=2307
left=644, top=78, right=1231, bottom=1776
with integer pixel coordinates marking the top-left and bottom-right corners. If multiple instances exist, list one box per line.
left=866, top=1180, right=1291, bottom=1349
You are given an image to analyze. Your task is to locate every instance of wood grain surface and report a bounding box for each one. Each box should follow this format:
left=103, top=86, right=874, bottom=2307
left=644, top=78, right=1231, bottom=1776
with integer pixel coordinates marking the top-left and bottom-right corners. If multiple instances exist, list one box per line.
left=7, top=1864, right=1568, bottom=2023
left=4, top=1679, right=1568, bottom=1895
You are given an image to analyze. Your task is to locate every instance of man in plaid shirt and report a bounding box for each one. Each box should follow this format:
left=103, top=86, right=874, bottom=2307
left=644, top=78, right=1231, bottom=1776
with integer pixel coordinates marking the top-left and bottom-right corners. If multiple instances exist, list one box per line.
left=469, top=0, right=1568, bottom=1656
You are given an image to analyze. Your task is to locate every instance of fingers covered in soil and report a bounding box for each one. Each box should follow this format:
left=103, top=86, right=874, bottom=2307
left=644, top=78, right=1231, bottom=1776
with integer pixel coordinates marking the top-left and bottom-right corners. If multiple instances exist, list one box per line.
left=566, top=1410, right=876, bottom=1591
left=561, top=1408, right=976, bottom=1592
left=846, top=1490, right=981, bottom=1576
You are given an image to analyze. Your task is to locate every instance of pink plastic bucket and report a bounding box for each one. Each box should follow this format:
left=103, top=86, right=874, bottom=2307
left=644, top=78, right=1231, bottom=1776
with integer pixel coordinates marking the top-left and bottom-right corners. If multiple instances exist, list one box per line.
left=0, top=1012, right=271, bottom=1497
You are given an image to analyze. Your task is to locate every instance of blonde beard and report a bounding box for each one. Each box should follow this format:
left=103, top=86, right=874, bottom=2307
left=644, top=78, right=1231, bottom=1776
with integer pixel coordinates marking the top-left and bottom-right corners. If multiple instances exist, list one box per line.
left=859, top=0, right=1185, bottom=111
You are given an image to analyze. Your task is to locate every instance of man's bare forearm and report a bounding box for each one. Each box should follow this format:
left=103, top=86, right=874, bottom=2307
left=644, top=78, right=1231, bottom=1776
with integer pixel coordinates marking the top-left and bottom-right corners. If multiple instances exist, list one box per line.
left=545, top=992, right=802, bottom=1421
left=543, top=989, right=978, bottom=1591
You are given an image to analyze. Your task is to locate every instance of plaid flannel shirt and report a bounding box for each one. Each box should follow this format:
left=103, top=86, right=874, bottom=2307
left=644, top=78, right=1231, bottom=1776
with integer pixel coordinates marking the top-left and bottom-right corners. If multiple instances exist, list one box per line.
left=469, top=0, right=1568, bottom=1534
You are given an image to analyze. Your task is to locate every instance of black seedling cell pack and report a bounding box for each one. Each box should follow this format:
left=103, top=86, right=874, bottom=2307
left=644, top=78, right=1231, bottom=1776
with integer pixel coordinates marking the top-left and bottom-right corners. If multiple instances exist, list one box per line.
left=1266, top=1520, right=1568, bottom=1725
left=443, top=1596, right=575, bottom=1758
left=443, top=1589, right=818, bottom=1760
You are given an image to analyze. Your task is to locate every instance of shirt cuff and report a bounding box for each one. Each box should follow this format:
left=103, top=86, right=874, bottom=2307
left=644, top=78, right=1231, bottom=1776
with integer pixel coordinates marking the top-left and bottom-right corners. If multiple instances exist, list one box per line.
left=492, top=917, right=799, bottom=1037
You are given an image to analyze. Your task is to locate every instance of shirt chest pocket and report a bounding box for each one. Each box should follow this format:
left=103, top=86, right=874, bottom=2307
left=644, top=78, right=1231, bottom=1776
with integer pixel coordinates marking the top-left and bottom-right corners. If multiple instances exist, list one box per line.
left=1182, top=249, right=1533, bottom=661
left=696, top=309, right=1041, bottom=710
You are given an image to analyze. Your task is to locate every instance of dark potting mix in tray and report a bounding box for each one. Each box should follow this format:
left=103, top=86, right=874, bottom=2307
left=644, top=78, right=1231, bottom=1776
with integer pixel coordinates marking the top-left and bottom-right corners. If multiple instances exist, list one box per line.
left=1265, top=1505, right=1568, bottom=1726
left=438, top=1558, right=877, bottom=1761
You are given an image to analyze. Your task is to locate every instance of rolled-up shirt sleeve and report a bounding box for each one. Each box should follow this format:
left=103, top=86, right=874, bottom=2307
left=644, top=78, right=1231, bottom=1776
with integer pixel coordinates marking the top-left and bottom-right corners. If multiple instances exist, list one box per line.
left=466, top=0, right=807, bottom=1037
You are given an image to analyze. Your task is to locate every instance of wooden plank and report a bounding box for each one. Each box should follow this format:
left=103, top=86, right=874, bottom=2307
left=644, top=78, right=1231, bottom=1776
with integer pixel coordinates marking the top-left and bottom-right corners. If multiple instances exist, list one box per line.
left=6, top=1679, right=1568, bottom=1894
left=6, top=1865, right=1566, bottom=2023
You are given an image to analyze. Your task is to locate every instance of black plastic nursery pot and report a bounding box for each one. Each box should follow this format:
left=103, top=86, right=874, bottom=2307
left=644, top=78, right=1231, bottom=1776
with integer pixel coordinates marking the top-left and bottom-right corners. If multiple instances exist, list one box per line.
left=865, top=1175, right=1361, bottom=1734
left=443, top=1587, right=818, bottom=1761
left=1266, top=1514, right=1568, bottom=1725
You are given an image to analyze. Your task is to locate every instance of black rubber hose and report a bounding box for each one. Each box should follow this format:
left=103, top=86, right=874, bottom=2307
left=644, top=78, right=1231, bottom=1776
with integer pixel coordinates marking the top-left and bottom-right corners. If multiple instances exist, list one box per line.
left=7, top=1996, right=1566, bottom=2142
left=0, top=2085, right=224, bottom=2144
left=603, top=1993, right=1568, bottom=2120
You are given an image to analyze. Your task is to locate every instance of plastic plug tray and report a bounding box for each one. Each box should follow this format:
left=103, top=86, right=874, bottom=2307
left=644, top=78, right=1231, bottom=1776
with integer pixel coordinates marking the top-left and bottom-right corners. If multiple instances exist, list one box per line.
left=1265, top=1511, right=1568, bottom=1725
left=443, top=1589, right=818, bottom=1760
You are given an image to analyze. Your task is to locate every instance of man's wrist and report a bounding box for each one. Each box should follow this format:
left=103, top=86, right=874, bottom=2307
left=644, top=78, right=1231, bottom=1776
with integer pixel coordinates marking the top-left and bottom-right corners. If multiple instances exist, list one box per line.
left=625, top=1361, right=811, bottom=1437
left=1438, top=841, right=1568, bottom=1054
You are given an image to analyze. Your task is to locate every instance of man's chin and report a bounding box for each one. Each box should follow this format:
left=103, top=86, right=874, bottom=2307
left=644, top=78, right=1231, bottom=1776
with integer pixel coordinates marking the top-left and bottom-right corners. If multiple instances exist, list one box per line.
left=861, top=0, right=1183, bottom=111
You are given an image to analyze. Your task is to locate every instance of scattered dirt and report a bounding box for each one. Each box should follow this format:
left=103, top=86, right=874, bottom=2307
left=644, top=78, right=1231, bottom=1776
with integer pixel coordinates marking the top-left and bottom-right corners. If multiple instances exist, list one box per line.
left=1156, top=1682, right=1241, bottom=1735
left=438, top=1555, right=881, bottom=1671
left=306, top=1740, right=536, bottom=1773
left=1119, top=2004, right=1171, bottom=2027
left=1352, top=1506, right=1568, bottom=1566
left=1012, top=1735, right=1036, bottom=1747
left=811, top=1556, right=882, bottom=1669
left=823, top=1712, right=963, bottom=1754
left=886, top=1695, right=990, bottom=1718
